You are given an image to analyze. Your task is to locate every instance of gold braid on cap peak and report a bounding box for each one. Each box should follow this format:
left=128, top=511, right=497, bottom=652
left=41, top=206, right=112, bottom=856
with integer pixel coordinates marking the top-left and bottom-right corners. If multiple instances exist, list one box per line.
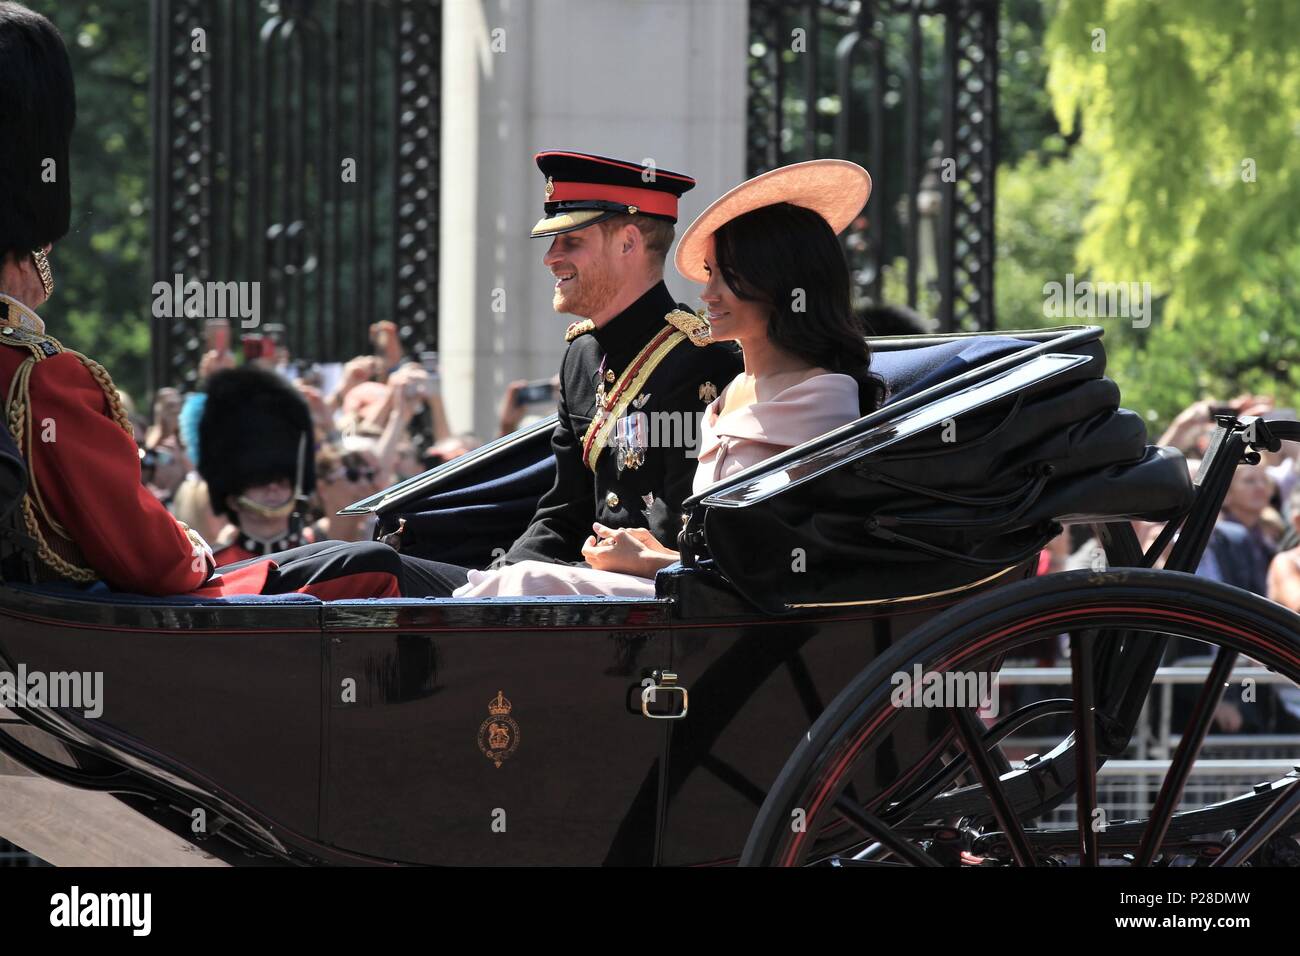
left=3, top=328, right=134, bottom=583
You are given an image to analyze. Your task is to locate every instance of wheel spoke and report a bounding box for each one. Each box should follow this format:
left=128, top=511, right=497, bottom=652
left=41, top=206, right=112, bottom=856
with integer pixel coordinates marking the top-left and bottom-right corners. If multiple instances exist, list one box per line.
left=1070, top=630, right=1099, bottom=866
left=947, top=706, right=1036, bottom=866
left=1135, top=646, right=1238, bottom=866
left=881, top=699, right=1073, bottom=825
left=831, top=795, right=942, bottom=867
left=1212, top=779, right=1300, bottom=867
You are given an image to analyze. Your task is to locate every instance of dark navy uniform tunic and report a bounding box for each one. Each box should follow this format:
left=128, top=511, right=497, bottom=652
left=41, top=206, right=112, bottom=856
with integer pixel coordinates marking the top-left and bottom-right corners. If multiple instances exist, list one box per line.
left=503, top=280, right=742, bottom=566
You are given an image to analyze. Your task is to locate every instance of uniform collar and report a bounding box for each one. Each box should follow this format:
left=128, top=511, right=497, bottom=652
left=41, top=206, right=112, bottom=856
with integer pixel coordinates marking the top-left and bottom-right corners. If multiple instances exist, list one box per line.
left=590, top=280, right=676, bottom=363
left=0, top=293, right=46, bottom=335
left=215, top=522, right=307, bottom=556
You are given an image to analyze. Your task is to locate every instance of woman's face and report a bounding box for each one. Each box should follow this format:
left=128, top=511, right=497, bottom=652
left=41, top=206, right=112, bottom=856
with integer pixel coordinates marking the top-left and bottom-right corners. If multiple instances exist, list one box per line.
left=1224, top=464, right=1274, bottom=520
left=698, top=237, right=771, bottom=347
left=319, top=453, right=381, bottom=510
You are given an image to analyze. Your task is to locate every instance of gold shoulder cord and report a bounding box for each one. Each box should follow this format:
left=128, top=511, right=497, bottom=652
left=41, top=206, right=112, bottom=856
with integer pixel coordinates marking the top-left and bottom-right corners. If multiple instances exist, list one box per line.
left=3, top=332, right=133, bottom=583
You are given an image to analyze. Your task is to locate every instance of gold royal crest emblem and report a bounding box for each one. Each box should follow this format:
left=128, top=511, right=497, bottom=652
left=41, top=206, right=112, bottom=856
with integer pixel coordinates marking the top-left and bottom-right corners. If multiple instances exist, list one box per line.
left=544, top=175, right=555, bottom=200
left=477, top=690, right=522, bottom=768
left=698, top=381, right=718, bottom=403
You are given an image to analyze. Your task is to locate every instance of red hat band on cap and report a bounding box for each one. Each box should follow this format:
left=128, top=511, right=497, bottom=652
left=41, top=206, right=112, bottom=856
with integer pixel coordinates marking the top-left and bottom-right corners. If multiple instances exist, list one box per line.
left=548, top=181, right=678, bottom=219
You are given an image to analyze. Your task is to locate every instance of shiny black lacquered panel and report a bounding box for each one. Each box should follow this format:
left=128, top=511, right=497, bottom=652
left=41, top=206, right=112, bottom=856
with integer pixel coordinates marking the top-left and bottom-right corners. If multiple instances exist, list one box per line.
left=0, top=597, right=323, bottom=842
left=322, top=600, right=672, bottom=865
left=658, top=601, right=981, bottom=865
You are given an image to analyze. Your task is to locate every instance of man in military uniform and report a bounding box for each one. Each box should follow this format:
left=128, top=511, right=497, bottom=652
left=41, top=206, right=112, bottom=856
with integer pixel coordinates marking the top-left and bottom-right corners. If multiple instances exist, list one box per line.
left=407, top=150, right=742, bottom=594
left=505, top=149, right=742, bottom=567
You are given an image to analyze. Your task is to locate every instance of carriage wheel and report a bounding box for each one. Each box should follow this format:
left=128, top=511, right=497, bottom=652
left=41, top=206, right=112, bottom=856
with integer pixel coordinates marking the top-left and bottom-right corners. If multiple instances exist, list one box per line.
left=741, top=568, right=1300, bottom=867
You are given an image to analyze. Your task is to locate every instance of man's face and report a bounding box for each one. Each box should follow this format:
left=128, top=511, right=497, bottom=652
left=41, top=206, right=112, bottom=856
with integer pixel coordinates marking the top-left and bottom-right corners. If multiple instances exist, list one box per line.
left=240, top=479, right=294, bottom=509
left=542, top=224, right=621, bottom=317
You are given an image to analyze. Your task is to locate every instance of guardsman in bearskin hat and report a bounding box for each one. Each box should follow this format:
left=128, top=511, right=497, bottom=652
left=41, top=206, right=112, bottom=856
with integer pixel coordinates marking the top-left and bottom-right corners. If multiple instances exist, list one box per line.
left=199, top=366, right=320, bottom=565
left=0, top=2, right=459, bottom=599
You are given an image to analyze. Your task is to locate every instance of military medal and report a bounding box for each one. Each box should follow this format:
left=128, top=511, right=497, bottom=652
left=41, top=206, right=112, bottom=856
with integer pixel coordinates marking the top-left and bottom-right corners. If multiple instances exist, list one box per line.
left=613, top=410, right=648, bottom=471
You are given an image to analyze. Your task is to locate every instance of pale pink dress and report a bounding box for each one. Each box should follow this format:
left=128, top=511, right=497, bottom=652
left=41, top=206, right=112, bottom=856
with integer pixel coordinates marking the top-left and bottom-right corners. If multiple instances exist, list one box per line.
left=451, top=372, right=861, bottom=598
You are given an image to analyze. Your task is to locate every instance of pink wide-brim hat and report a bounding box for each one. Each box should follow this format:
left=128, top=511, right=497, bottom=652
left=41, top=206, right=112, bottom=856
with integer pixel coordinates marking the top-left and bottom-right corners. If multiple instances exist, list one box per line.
left=674, top=159, right=872, bottom=284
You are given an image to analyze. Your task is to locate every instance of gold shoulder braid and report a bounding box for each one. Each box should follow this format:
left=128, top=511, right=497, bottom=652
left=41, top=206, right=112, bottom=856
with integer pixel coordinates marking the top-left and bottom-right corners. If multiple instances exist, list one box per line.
left=2, top=313, right=134, bottom=584
left=664, top=309, right=713, bottom=347
left=564, top=319, right=595, bottom=343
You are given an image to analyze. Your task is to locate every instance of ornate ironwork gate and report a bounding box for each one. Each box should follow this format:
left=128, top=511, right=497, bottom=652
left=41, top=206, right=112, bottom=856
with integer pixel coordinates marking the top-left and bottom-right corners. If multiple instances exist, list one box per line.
left=748, top=0, right=998, bottom=332
left=149, top=0, right=441, bottom=390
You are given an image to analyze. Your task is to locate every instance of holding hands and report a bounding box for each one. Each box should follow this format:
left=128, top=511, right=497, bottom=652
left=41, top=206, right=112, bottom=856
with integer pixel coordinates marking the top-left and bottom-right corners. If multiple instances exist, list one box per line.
left=581, top=522, right=679, bottom=578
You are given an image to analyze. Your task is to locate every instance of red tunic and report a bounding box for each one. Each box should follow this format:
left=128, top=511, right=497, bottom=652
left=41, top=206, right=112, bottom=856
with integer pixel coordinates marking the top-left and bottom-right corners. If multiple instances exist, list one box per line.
left=1, top=295, right=403, bottom=600
left=0, top=342, right=272, bottom=596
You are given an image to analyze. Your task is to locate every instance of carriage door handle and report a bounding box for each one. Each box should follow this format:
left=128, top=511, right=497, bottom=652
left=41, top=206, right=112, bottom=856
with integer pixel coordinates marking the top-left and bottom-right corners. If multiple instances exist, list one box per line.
left=641, top=669, right=689, bottom=720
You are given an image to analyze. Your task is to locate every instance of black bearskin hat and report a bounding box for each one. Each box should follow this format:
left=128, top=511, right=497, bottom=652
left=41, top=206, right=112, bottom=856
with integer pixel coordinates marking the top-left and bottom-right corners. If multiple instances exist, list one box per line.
left=199, top=367, right=316, bottom=519
left=0, top=2, right=76, bottom=262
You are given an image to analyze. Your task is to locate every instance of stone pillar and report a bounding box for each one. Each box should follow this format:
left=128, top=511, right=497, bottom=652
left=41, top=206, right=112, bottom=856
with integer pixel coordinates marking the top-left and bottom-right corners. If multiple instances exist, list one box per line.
left=438, top=0, right=747, bottom=437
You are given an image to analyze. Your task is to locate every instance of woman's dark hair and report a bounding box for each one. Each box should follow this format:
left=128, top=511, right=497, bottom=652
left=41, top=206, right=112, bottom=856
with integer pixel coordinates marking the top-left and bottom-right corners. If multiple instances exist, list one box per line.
left=0, top=2, right=77, bottom=263
left=712, top=201, right=887, bottom=414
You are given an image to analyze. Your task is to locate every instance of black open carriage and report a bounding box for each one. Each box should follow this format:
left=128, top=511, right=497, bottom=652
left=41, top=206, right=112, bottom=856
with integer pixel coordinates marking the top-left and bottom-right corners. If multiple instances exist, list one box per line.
left=2, top=324, right=1298, bottom=866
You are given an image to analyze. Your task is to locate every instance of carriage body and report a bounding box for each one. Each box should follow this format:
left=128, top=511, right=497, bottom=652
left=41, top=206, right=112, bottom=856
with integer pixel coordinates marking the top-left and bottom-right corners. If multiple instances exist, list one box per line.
left=0, top=325, right=1201, bottom=866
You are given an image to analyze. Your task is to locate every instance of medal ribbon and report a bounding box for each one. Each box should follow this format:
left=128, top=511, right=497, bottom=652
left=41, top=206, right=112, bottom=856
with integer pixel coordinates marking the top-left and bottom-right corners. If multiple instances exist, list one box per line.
left=581, top=325, right=686, bottom=471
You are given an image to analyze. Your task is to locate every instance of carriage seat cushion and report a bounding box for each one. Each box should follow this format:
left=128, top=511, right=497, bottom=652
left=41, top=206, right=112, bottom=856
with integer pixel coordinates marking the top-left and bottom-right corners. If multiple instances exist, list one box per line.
left=9, top=581, right=323, bottom=605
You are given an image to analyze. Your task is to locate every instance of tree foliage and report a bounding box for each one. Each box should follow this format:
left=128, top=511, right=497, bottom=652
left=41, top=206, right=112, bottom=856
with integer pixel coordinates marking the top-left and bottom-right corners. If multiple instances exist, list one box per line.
left=1044, top=0, right=1300, bottom=422
left=44, top=1, right=152, bottom=404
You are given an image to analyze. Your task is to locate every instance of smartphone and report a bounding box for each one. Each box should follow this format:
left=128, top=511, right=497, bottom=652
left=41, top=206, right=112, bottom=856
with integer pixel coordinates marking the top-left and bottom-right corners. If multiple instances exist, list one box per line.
left=515, top=379, right=557, bottom=406
left=1208, top=404, right=1237, bottom=419
left=419, top=351, right=441, bottom=391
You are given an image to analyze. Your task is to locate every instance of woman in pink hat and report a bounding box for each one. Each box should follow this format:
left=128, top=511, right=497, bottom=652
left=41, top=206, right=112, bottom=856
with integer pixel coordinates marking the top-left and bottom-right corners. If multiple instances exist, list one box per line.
left=456, top=160, right=887, bottom=597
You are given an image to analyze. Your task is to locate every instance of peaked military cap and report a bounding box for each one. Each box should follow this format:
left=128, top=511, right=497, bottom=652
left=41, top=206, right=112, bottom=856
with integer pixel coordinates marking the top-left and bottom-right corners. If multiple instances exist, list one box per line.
left=531, top=150, right=696, bottom=238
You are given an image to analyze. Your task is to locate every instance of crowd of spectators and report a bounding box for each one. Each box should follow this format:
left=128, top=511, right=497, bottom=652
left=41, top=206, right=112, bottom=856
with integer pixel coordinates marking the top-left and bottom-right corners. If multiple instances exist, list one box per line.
left=121, top=319, right=491, bottom=551
left=1033, top=393, right=1300, bottom=736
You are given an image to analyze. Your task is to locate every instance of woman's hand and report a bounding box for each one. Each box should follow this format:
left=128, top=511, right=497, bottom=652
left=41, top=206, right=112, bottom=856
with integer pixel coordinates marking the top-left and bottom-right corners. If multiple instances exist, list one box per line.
left=581, top=523, right=679, bottom=577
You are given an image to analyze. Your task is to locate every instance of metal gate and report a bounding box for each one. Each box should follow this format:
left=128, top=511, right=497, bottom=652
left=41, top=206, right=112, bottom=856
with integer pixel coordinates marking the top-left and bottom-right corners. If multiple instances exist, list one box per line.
left=149, top=0, right=442, bottom=390
left=748, top=0, right=998, bottom=332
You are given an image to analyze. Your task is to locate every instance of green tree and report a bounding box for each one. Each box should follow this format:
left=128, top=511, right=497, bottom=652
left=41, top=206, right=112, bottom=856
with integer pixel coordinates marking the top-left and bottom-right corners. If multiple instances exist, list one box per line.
left=1045, top=0, right=1300, bottom=424
left=44, top=1, right=152, bottom=405
left=995, top=138, right=1097, bottom=331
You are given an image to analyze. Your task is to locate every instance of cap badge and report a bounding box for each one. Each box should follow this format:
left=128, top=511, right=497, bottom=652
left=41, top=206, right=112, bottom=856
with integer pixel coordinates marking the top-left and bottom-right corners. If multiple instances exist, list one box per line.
left=544, top=176, right=555, bottom=200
